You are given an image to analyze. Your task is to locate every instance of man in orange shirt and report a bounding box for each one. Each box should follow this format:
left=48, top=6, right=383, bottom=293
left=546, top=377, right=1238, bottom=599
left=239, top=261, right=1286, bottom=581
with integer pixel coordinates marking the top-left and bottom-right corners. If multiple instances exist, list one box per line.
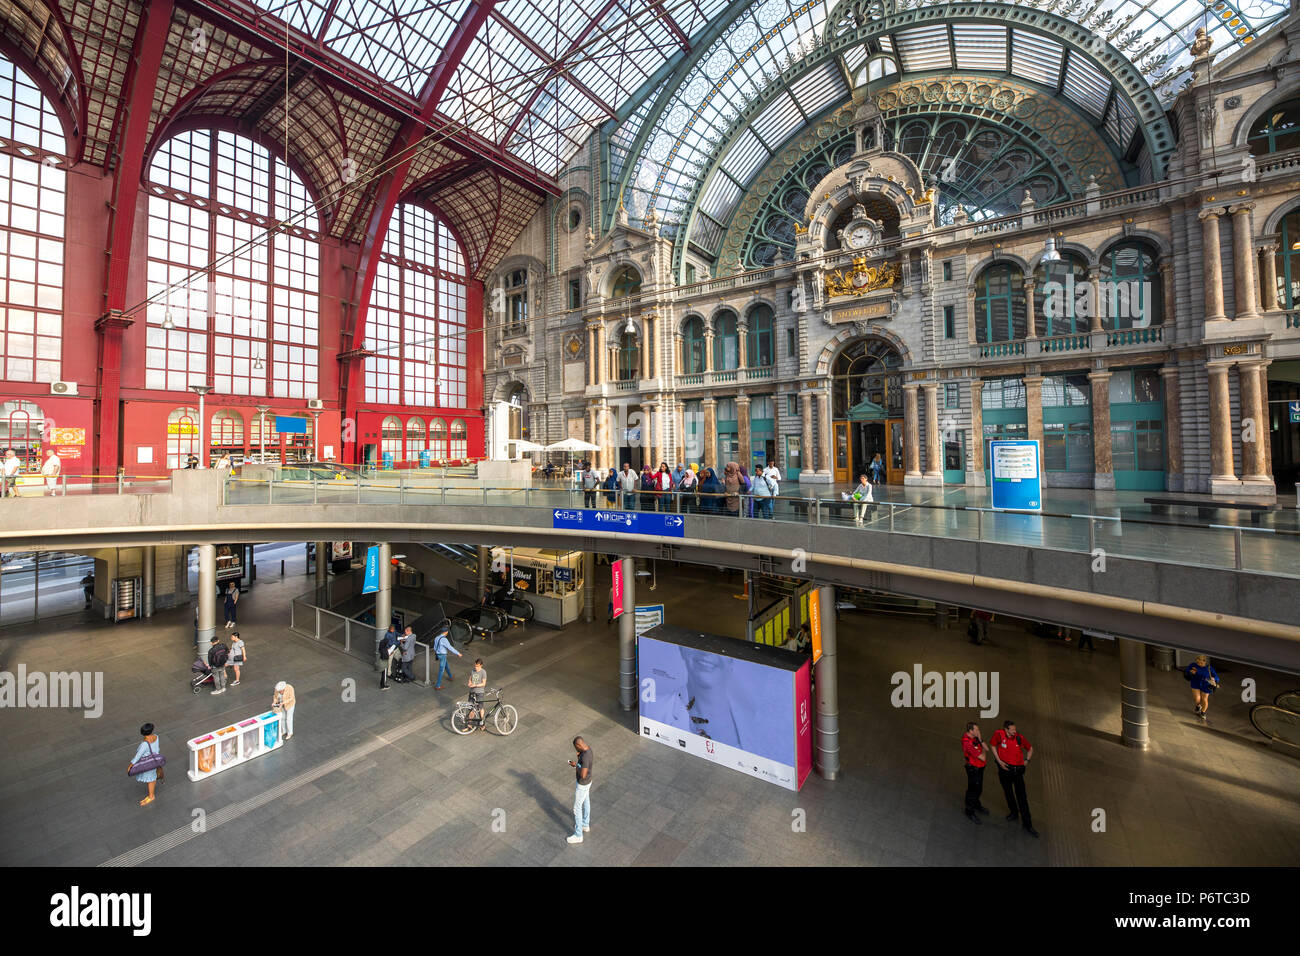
left=962, top=721, right=990, bottom=824
left=990, top=719, right=1037, bottom=837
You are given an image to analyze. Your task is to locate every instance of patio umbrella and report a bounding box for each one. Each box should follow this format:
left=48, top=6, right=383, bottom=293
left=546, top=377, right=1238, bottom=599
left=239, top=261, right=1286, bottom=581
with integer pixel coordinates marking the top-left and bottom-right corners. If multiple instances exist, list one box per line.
left=544, top=437, right=601, bottom=475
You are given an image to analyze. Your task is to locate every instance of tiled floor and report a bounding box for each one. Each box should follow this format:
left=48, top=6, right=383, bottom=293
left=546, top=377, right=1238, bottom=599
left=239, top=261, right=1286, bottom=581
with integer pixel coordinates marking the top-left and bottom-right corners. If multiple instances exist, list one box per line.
left=1, top=554, right=1298, bottom=867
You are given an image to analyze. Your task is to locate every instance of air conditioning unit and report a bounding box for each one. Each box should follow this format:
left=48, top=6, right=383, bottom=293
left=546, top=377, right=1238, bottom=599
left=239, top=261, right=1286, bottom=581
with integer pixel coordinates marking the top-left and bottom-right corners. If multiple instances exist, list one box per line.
left=306, top=399, right=324, bottom=410
left=50, top=381, right=78, bottom=396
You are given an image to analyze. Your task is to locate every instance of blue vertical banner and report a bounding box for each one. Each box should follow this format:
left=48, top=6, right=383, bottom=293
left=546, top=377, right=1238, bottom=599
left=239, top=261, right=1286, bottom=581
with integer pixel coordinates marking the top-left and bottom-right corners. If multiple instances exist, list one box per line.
left=362, top=545, right=380, bottom=594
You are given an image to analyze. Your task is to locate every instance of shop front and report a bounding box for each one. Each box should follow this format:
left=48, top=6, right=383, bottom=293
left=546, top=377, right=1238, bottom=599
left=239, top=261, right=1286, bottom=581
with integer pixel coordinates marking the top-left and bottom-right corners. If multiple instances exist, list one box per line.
left=490, top=546, right=585, bottom=627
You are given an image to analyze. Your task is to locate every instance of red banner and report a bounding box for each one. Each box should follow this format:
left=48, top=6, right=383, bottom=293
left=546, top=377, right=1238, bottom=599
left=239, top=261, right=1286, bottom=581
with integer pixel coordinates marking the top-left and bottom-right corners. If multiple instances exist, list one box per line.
left=611, top=560, right=624, bottom=620
left=795, top=659, right=813, bottom=790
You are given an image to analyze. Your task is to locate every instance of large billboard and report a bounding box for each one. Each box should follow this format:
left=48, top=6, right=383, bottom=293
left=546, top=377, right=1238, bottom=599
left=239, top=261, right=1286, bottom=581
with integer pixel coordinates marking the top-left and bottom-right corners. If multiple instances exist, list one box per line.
left=638, top=625, right=812, bottom=791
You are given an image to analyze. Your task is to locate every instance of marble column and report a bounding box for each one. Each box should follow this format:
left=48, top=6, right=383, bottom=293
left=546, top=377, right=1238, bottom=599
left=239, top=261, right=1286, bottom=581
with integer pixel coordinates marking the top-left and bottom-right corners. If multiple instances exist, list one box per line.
left=642, top=403, right=655, bottom=467
left=596, top=323, right=608, bottom=383
left=923, top=383, right=943, bottom=479
left=738, top=321, right=749, bottom=370
left=1024, top=375, right=1044, bottom=454
left=1089, top=370, right=1114, bottom=490
left=639, top=323, right=651, bottom=381
left=675, top=402, right=686, bottom=465
left=1229, top=204, right=1259, bottom=320
left=1199, top=209, right=1226, bottom=322
left=704, top=330, right=715, bottom=374
left=968, top=379, right=985, bottom=481
left=903, top=384, right=922, bottom=479
left=1239, top=362, right=1267, bottom=480
left=737, top=394, right=752, bottom=471
left=702, top=397, right=717, bottom=468
left=1258, top=363, right=1274, bottom=480
left=1259, top=244, right=1279, bottom=311
left=588, top=405, right=601, bottom=469
left=599, top=402, right=614, bottom=470
left=1024, top=277, right=1038, bottom=340
left=800, top=391, right=814, bottom=481
left=587, top=325, right=598, bottom=387
left=1159, top=365, right=1182, bottom=489
left=1089, top=272, right=1104, bottom=333
left=816, top=390, right=832, bottom=475
left=1207, top=363, right=1236, bottom=481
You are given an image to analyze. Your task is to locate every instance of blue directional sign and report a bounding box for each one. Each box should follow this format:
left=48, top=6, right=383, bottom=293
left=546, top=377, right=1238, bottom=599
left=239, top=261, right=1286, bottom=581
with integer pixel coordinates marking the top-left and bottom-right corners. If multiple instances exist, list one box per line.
left=989, top=439, right=1042, bottom=512
left=1290, top=400, right=1300, bottom=424
left=551, top=508, right=686, bottom=538
left=554, top=566, right=574, bottom=583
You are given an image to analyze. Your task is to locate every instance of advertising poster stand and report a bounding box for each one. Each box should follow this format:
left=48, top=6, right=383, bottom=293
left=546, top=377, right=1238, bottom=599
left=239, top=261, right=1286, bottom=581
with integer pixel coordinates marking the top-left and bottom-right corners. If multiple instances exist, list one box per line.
left=989, top=439, right=1043, bottom=513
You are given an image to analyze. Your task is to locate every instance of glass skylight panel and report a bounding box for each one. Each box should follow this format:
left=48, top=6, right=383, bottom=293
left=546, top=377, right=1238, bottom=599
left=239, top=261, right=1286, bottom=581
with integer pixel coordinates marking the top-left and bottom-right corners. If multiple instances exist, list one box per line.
left=322, top=0, right=469, bottom=95
left=751, top=92, right=804, bottom=147
left=690, top=214, right=724, bottom=253
left=1010, top=30, right=1063, bottom=86
left=698, top=174, right=743, bottom=222
left=953, top=24, right=1007, bottom=71
left=719, top=128, right=769, bottom=183
left=843, top=44, right=868, bottom=74
left=247, top=1, right=330, bottom=37
left=894, top=25, right=953, bottom=72
left=789, top=60, right=847, bottom=119
left=1062, top=52, right=1110, bottom=120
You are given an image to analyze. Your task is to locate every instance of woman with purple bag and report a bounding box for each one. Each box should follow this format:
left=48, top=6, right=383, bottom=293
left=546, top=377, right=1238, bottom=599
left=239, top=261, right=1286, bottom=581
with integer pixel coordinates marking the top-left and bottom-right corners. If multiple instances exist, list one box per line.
left=127, top=722, right=165, bottom=806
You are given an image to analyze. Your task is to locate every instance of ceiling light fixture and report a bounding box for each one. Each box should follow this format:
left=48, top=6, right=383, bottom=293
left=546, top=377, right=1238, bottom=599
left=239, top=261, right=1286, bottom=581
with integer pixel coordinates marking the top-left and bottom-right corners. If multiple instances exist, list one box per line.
left=1042, top=235, right=1062, bottom=263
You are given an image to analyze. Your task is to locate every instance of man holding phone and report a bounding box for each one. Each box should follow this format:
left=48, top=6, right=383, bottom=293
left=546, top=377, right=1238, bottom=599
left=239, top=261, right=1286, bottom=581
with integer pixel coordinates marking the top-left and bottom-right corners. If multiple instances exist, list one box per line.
left=962, top=722, right=990, bottom=824
left=566, top=737, right=593, bottom=844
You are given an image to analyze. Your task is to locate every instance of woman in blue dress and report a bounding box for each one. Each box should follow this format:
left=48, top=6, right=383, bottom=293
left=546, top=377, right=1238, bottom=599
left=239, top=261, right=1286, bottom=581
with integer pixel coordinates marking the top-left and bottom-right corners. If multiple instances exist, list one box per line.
left=1184, top=655, right=1220, bottom=719
left=128, top=723, right=163, bottom=806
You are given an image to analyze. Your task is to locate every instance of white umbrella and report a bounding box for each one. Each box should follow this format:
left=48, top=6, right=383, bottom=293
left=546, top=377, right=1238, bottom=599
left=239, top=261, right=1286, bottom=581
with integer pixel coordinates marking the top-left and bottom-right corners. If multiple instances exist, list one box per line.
left=512, top=439, right=546, bottom=453
left=544, top=437, right=601, bottom=478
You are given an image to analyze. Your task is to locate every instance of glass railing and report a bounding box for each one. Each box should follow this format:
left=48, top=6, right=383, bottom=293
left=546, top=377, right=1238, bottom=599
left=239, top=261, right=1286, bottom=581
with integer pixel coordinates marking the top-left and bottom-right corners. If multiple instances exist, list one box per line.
left=221, top=477, right=1300, bottom=579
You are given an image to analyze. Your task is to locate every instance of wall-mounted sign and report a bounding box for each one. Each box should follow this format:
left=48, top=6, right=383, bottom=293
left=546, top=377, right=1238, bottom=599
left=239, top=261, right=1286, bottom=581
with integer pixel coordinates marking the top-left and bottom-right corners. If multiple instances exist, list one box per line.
left=829, top=299, right=892, bottom=324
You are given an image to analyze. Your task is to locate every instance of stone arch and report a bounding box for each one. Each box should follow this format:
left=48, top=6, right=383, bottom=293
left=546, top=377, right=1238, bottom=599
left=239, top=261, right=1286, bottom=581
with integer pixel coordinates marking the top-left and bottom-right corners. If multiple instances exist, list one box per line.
left=603, top=260, right=644, bottom=300
left=1027, top=241, right=1096, bottom=273
left=1262, top=197, right=1300, bottom=237
left=1231, top=87, right=1299, bottom=151
left=491, top=376, right=531, bottom=404
left=1095, top=233, right=1169, bottom=267
left=966, top=254, right=1030, bottom=294
left=707, top=303, right=740, bottom=333
left=815, top=327, right=911, bottom=377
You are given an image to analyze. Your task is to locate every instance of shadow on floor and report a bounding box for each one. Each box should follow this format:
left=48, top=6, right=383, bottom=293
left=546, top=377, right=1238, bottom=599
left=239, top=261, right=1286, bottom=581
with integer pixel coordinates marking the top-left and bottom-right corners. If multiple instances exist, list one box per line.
left=507, top=769, right=570, bottom=830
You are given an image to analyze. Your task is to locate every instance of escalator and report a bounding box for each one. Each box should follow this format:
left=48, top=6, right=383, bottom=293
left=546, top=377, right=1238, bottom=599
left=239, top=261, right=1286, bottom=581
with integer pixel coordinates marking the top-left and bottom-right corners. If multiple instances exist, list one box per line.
left=1250, top=691, right=1300, bottom=749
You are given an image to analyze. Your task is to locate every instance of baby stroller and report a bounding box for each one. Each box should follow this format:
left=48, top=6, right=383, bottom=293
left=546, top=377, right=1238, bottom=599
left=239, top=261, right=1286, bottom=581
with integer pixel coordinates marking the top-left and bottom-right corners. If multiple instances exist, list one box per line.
left=191, top=658, right=215, bottom=694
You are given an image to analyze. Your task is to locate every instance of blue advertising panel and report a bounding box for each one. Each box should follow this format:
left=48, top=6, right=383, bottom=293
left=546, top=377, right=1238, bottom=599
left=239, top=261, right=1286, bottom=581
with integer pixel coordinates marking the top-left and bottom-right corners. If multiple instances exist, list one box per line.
left=419, top=449, right=431, bottom=467
left=361, top=545, right=380, bottom=594
left=989, top=439, right=1042, bottom=512
left=638, top=630, right=806, bottom=790
left=381, top=452, right=395, bottom=469
left=275, top=416, right=307, bottom=434
left=551, top=508, right=685, bottom=537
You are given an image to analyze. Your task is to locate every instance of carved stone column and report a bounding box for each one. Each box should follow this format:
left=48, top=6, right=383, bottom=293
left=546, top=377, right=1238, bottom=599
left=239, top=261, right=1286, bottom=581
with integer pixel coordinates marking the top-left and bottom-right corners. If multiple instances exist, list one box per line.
left=1158, top=261, right=1173, bottom=329
left=1258, top=362, right=1273, bottom=479
left=704, top=330, right=715, bottom=374
left=1199, top=209, right=1226, bottom=322
left=1089, top=272, right=1104, bottom=333
left=923, top=383, right=943, bottom=479
left=968, top=379, right=985, bottom=484
left=702, top=397, right=717, bottom=468
left=816, top=389, right=832, bottom=477
left=1159, top=365, right=1182, bottom=490
left=1024, top=277, right=1038, bottom=340
left=1207, top=362, right=1236, bottom=482
left=598, top=401, right=614, bottom=470
left=1229, top=204, right=1259, bottom=320
left=639, top=322, right=651, bottom=381
left=1239, top=361, right=1267, bottom=480
left=738, top=321, right=749, bottom=369
left=1258, top=244, right=1279, bottom=311
left=903, top=384, right=922, bottom=479
left=737, top=394, right=752, bottom=471
left=596, top=323, right=608, bottom=384
left=587, top=324, right=599, bottom=387
left=644, top=402, right=658, bottom=467
left=675, top=401, right=686, bottom=465
left=800, top=390, right=814, bottom=482
left=1089, top=370, right=1114, bottom=490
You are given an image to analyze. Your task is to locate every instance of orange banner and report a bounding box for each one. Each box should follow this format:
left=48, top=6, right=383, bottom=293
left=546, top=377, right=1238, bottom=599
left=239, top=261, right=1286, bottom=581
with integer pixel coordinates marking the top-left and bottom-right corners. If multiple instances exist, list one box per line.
left=808, top=590, right=822, bottom=664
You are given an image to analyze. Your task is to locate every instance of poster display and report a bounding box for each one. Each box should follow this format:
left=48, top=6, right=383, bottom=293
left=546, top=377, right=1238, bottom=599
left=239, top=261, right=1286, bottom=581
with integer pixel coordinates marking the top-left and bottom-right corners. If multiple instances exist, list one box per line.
left=634, top=604, right=664, bottom=636
left=989, top=439, right=1042, bottom=512
left=611, top=560, right=624, bottom=620
left=362, top=545, right=380, bottom=594
left=638, top=625, right=812, bottom=791
left=807, top=589, right=823, bottom=664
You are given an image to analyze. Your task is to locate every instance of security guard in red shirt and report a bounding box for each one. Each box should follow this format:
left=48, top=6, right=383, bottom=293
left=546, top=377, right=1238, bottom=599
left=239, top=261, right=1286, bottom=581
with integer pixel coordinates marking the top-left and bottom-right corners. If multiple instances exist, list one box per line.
left=990, top=719, right=1038, bottom=838
left=962, top=722, right=991, bottom=824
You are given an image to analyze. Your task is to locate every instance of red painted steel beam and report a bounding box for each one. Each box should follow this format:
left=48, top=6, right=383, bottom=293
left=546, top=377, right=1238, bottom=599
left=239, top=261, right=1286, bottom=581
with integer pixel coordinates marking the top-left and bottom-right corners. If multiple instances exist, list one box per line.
left=96, top=0, right=177, bottom=475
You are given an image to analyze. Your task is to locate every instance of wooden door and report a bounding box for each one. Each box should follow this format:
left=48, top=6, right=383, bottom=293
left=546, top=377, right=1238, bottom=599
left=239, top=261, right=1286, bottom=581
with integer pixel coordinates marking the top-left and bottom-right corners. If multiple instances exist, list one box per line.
left=833, top=422, right=851, bottom=484
left=885, top=419, right=906, bottom=484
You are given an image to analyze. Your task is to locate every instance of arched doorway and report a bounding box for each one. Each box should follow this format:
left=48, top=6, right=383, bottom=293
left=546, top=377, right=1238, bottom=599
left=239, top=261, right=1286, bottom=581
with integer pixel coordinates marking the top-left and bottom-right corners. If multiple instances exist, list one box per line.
left=831, top=338, right=904, bottom=484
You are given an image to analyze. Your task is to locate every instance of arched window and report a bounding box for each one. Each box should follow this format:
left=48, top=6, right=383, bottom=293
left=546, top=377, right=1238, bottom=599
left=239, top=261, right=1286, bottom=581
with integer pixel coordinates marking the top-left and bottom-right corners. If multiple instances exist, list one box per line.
left=1248, top=99, right=1300, bottom=155
left=429, top=418, right=447, bottom=460
left=1101, top=243, right=1161, bottom=330
left=610, top=265, right=641, bottom=301
left=746, top=304, right=774, bottom=368
left=146, top=130, right=320, bottom=397
left=0, top=54, right=67, bottom=383
left=681, top=316, right=705, bottom=374
left=1277, top=210, right=1300, bottom=310
left=167, top=407, right=199, bottom=470
left=406, top=417, right=426, bottom=462
left=1034, top=254, right=1089, bottom=337
left=974, top=265, right=1026, bottom=343
left=505, top=269, right=528, bottom=334
left=617, top=330, right=640, bottom=381
left=249, top=412, right=280, bottom=461
left=0, top=399, right=44, bottom=468
left=449, top=419, right=468, bottom=459
left=211, top=410, right=245, bottom=458
left=380, top=415, right=402, bottom=465
left=713, top=311, right=739, bottom=370
left=365, top=203, right=467, bottom=408
left=506, top=386, right=529, bottom=440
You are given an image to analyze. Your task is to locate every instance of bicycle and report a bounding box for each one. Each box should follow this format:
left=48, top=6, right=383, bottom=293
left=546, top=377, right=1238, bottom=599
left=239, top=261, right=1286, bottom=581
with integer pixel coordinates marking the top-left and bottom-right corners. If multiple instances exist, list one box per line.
left=451, top=687, right=518, bottom=735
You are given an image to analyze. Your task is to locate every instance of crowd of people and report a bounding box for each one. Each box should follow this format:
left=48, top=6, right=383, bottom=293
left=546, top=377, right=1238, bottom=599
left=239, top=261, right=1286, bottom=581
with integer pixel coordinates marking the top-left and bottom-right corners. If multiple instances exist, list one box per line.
left=575, top=459, right=800, bottom=518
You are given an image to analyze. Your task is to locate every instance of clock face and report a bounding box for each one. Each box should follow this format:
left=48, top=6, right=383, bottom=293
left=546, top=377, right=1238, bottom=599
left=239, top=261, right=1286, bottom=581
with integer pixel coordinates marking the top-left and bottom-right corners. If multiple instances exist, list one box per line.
left=846, top=223, right=875, bottom=249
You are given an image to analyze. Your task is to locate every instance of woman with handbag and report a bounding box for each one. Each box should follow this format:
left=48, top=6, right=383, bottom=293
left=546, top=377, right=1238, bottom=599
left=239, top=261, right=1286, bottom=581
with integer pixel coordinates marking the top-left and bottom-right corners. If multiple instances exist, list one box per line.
left=229, top=631, right=247, bottom=686
left=1184, top=654, right=1221, bottom=720
left=127, top=723, right=165, bottom=806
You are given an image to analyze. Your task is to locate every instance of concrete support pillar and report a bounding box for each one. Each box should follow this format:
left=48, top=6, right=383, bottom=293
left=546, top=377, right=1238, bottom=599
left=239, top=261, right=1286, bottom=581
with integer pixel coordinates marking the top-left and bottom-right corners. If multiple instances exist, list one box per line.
left=815, top=390, right=831, bottom=476
left=1089, top=371, right=1114, bottom=490
left=1199, top=209, right=1226, bottom=322
left=969, top=379, right=985, bottom=480
left=737, top=394, right=752, bottom=472
left=196, top=544, right=216, bottom=659
left=142, top=546, right=155, bottom=618
left=703, top=398, right=717, bottom=468
left=476, top=544, right=490, bottom=601
left=1207, top=363, right=1236, bottom=481
left=373, top=542, right=392, bottom=653
left=1159, top=365, right=1182, bottom=488
left=1239, top=362, right=1268, bottom=480
left=1151, top=645, right=1175, bottom=671
left=923, top=382, right=942, bottom=479
left=1024, top=277, right=1038, bottom=340
left=1119, top=637, right=1150, bottom=750
left=800, top=391, right=814, bottom=480
left=583, top=550, right=595, bottom=623
left=1023, top=375, right=1044, bottom=458
left=1259, top=244, right=1279, bottom=311
left=814, top=586, right=839, bottom=780
left=1229, top=204, right=1259, bottom=320
left=903, top=384, right=922, bottom=478
left=618, top=557, right=636, bottom=711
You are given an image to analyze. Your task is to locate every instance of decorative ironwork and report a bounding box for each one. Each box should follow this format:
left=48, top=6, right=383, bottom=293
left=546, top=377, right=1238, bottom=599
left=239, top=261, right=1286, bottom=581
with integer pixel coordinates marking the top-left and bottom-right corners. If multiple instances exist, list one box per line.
left=825, top=257, right=899, bottom=298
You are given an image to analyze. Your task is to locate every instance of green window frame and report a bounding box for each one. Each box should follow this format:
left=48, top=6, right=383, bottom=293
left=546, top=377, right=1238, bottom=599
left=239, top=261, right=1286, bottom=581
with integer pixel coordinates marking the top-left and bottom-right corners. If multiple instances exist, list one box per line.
left=974, top=264, right=1026, bottom=343
left=1278, top=210, right=1300, bottom=310
left=943, top=304, right=955, bottom=339
left=1035, top=255, right=1088, bottom=337
left=746, top=305, right=773, bottom=368
left=616, top=331, right=639, bottom=381
left=713, top=312, right=739, bottom=370
left=1248, top=98, right=1300, bottom=155
left=681, top=316, right=706, bottom=374
left=1101, top=243, right=1161, bottom=330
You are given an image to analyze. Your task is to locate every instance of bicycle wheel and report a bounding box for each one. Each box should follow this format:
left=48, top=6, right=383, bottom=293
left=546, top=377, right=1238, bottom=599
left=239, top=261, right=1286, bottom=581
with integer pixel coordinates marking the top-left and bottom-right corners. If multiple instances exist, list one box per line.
left=1249, top=704, right=1300, bottom=747
left=451, top=706, right=475, bottom=735
left=494, top=703, right=519, bottom=735
left=1273, top=690, right=1300, bottom=712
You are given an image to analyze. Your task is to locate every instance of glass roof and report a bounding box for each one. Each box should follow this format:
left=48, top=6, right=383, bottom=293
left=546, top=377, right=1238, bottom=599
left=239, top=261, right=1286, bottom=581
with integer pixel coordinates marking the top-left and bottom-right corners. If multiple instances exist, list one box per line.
left=244, top=0, right=1290, bottom=183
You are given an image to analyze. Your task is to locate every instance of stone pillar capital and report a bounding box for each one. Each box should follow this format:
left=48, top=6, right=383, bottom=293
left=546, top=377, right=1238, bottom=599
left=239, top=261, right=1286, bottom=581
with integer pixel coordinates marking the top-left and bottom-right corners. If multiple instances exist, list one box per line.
left=1227, top=202, right=1256, bottom=215
left=1087, top=369, right=1112, bottom=382
left=1197, top=206, right=1225, bottom=221
left=1256, top=242, right=1279, bottom=254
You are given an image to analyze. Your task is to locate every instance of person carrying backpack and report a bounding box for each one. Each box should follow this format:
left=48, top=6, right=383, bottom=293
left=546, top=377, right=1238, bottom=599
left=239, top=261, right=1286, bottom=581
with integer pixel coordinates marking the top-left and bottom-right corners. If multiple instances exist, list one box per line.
left=207, top=636, right=230, bottom=695
left=378, top=629, right=399, bottom=690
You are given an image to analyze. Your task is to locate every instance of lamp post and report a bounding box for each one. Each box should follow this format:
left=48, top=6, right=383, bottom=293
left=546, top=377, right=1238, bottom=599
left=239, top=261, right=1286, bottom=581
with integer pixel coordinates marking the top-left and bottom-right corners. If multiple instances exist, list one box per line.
left=189, top=385, right=213, bottom=468
left=256, top=404, right=272, bottom=463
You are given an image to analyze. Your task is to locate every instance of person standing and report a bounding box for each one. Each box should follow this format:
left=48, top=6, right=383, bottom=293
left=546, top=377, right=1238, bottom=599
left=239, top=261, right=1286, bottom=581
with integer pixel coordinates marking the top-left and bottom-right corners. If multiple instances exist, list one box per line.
left=2, top=448, right=20, bottom=497
left=272, top=681, right=296, bottom=740
left=432, top=623, right=460, bottom=690
left=751, top=466, right=775, bottom=519
left=639, top=464, right=656, bottom=512
left=582, top=465, right=599, bottom=509
left=377, top=622, right=398, bottom=673
left=207, top=633, right=229, bottom=695
left=1077, top=630, right=1095, bottom=652
left=400, top=625, right=417, bottom=681
left=467, top=659, right=488, bottom=725
left=722, top=462, right=741, bottom=516
left=378, top=629, right=399, bottom=690
left=127, top=723, right=164, bottom=807
left=655, top=462, right=674, bottom=511
left=223, top=581, right=239, bottom=628
left=678, top=465, right=698, bottom=513
left=215, top=452, right=233, bottom=472
left=970, top=608, right=993, bottom=645
left=962, top=722, right=990, bottom=824
left=990, top=720, right=1037, bottom=837
left=602, top=467, right=618, bottom=507
left=1184, top=655, right=1220, bottom=719
left=41, top=447, right=61, bottom=496
left=672, top=462, right=687, bottom=487
left=566, top=736, right=593, bottom=844
left=618, top=463, right=638, bottom=510
left=762, top=461, right=781, bottom=496
left=869, top=452, right=885, bottom=484
left=229, top=631, right=247, bottom=686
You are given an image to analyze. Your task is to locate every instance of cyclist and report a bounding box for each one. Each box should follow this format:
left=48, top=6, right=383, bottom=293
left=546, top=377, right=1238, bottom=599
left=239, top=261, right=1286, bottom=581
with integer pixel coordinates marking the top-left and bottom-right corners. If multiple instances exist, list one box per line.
left=467, top=658, right=488, bottom=726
